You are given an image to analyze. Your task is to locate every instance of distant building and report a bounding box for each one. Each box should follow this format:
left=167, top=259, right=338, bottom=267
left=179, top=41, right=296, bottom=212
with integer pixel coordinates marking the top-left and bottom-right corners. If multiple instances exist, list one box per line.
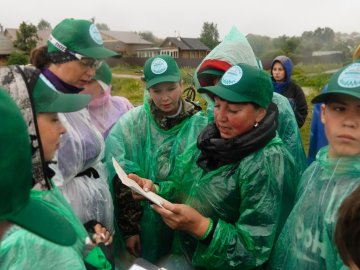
left=0, top=25, right=15, bottom=64
left=137, top=36, right=210, bottom=59
left=4, top=28, right=51, bottom=48
left=100, top=31, right=152, bottom=57
left=310, top=50, right=345, bottom=63
left=3, top=28, right=152, bottom=57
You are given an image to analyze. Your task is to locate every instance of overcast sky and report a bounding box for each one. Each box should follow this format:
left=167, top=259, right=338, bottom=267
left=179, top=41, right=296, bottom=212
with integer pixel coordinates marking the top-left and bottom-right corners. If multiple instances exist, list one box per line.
left=1, top=0, right=359, bottom=39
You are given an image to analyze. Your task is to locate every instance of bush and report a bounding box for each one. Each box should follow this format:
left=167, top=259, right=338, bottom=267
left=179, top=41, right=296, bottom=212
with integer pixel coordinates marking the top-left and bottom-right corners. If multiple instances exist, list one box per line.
left=7, top=51, right=28, bottom=65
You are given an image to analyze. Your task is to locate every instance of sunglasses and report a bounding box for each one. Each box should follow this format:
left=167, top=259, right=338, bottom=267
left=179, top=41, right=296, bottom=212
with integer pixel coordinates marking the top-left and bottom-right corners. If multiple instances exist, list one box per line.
left=67, top=51, right=103, bottom=69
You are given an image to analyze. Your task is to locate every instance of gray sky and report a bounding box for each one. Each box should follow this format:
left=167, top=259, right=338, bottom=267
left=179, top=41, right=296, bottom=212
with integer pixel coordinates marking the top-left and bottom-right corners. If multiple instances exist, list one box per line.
left=1, top=0, right=359, bottom=39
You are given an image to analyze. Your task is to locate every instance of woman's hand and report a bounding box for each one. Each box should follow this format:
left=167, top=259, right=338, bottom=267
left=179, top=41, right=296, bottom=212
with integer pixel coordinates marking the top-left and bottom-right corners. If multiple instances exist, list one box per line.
left=125, top=234, right=141, bottom=257
left=93, top=223, right=113, bottom=246
left=152, top=201, right=210, bottom=238
left=128, top=174, right=156, bottom=200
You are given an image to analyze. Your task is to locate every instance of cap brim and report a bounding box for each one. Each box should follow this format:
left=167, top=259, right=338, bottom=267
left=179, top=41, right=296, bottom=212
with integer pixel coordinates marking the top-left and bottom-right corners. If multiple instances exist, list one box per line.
left=146, top=75, right=180, bottom=89
left=34, top=74, right=91, bottom=113
left=198, top=69, right=224, bottom=77
left=41, top=93, right=91, bottom=113
left=311, top=91, right=360, bottom=104
left=9, top=198, right=77, bottom=246
left=198, top=85, right=253, bottom=103
left=77, top=46, right=118, bottom=59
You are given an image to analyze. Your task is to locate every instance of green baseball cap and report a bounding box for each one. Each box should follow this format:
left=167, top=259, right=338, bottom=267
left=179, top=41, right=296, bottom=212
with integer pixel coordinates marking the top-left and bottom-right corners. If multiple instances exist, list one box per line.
left=143, top=55, right=180, bottom=89
left=0, top=89, right=76, bottom=246
left=198, top=63, right=273, bottom=108
left=198, top=68, right=225, bottom=78
left=312, top=62, right=360, bottom=104
left=48, top=18, right=117, bottom=59
left=94, top=62, right=112, bottom=85
left=32, top=74, right=91, bottom=113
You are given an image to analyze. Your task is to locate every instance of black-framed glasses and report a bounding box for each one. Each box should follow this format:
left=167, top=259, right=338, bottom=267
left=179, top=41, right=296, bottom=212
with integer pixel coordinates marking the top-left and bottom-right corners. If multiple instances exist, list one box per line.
left=67, top=51, right=103, bottom=69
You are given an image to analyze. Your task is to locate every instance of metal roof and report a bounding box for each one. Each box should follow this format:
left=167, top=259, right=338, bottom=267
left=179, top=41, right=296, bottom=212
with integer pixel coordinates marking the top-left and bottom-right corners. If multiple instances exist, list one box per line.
left=161, top=37, right=210, bottom=51
left=101, top=31, right=152, bottom=45
left=0, top=32, right=15, bottom=55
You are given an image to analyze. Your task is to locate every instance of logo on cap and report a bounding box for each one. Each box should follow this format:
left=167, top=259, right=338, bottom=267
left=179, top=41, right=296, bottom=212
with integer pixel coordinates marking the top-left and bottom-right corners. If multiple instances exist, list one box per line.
left=221, top=66, right=243, bottom=86
left=89, top=24, right=103, bottom=45
left=151, top=58, right=168, bottom=74
left=338, top=63, right=360, bottom=88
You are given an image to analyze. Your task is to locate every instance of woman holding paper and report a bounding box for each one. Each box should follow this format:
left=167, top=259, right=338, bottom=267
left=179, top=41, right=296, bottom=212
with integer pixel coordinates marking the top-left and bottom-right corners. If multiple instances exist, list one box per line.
left=105, top=55, right=207, bottom=262
left=131, top=63, right=297, bottom=269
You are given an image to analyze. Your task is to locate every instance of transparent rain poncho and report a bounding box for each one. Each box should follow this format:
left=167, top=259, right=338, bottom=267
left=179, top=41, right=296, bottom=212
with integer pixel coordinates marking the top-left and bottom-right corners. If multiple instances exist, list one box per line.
left=86, top=85, right=133, bottom=138
left=193, top=26, right=307, bottom=177
left=51, top=109, right=114, bottom=233
left=105, top=95, right=208, bottom=262
left=157, top=135, right=298, bottom=269
left=268, top=147, right=360, bottom=270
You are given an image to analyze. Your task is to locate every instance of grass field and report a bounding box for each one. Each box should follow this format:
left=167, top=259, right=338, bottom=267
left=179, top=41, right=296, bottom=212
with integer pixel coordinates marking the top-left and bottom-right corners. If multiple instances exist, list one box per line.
left=111, top=64, right=338, bottom=155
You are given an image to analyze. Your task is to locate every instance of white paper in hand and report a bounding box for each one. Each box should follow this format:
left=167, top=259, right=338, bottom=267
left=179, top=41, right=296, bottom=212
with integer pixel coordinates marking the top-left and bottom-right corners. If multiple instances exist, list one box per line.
left=112, top=157, right=170, bottom=208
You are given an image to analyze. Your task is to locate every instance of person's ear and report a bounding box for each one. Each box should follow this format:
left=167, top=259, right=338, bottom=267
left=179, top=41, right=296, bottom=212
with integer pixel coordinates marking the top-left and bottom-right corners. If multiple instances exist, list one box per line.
left=320, top=104, right=326, bottom=125
left=256, top=108, right=267, bottom=123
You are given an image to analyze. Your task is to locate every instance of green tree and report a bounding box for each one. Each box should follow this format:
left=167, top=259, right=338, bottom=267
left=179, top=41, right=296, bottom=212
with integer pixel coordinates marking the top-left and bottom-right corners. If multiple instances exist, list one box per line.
left=14, top=22, right=39, bottom=54
left=246, top=34, right=274, bottom=57
left=138, top=31, right=162, bottom=45
left=200, top=22, right=219, bottom=49
left=96, top=23, right=110, bottom=31
left=272, top=35, right=301, bottom=54
left=37, top=19, right=51, bottom=30
left=6, top=51, right=28, bottom=65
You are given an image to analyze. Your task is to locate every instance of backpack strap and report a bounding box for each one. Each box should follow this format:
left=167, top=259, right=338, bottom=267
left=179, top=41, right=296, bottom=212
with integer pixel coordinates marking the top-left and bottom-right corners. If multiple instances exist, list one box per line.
left=3, top=65, right=51, bottom=189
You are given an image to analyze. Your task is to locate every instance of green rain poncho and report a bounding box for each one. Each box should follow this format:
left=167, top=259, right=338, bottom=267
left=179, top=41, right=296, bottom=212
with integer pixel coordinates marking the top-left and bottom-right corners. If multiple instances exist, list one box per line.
left=105, top=95, right=208, bottom=262
left=268, top=147, right=360, bottom=270
left=157, top=133, right=297, bottom=270
left=0, top=186, right=88, bottom=269
left=193, top=27, right=307, bottom=177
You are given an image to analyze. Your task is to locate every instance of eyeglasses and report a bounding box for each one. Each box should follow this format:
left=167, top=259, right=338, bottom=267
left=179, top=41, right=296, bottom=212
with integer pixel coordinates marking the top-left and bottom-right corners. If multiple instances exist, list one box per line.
left=67, top=51, right=103, bottom=69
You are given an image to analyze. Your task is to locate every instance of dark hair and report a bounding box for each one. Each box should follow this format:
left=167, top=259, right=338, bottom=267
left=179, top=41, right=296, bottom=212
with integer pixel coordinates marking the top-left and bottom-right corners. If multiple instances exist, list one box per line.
left=30, top=46, right=50, bottom=69
left=334, top=185, right=360, bottom=268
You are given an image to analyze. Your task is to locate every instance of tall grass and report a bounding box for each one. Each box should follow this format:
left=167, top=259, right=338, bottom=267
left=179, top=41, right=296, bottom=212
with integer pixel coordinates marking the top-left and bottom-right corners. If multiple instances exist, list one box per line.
left=111, top=77, right=145, bottom=106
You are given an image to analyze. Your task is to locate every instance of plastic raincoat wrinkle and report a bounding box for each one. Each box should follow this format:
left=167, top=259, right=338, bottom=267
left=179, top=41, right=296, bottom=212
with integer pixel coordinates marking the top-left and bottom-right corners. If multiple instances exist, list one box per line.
left=105, top=95, right=208, bottom=262
left=268, top=147, right=360, bottom=270
left=87, top=85, right=133, bottom=138
left=0, top=65, right=88, bottom=269
left=157, top=134, right=297, bottom=270
left=50, top=108, right=114, bottom=233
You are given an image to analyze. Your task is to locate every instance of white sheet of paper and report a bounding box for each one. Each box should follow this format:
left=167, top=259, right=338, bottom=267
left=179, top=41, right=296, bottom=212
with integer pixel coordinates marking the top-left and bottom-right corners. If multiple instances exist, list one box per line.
left=128, top=265, right=147, bottom=270
left=112, top=157, right=170, bottom=208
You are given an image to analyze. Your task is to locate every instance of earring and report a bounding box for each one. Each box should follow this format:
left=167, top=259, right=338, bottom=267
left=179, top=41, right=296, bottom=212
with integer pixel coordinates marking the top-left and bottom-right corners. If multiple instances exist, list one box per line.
left=254, top=122, right=259, bottom=128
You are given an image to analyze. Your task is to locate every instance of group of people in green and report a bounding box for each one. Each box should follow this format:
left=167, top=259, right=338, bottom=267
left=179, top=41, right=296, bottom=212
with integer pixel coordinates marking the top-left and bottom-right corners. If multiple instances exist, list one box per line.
left=1, top=17, right=360, bottom=270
